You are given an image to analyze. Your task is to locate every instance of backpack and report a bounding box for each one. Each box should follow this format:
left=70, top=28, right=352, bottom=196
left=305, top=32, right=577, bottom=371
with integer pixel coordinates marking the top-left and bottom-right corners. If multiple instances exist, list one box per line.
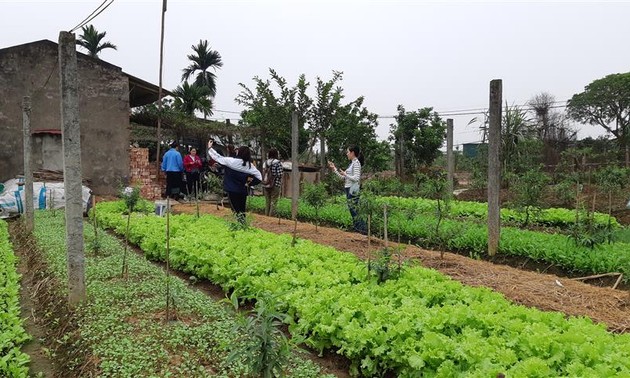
left=262, top=160, right=276, bottom=188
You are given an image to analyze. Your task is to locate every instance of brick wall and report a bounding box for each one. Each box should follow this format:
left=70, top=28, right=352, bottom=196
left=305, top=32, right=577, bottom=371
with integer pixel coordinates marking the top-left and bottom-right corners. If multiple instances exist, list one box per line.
left=129, top=147, right=164, bottom=199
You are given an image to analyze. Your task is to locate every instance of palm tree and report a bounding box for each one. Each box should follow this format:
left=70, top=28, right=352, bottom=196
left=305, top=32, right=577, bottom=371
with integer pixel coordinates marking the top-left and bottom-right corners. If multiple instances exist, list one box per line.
left=75, top=24, right=117, bottom=58
left=181, top=40, right=223, bottom=98
left=172, top=82, right=213, bottom=117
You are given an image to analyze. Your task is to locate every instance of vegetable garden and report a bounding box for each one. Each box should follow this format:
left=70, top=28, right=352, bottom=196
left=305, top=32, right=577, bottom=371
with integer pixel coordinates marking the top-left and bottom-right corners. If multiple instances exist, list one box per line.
left=89, top=201, right=630, bottom=376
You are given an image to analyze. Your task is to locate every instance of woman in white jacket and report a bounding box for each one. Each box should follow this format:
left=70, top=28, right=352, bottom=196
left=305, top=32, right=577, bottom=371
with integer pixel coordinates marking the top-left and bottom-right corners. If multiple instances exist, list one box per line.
left=207, top=139, right=262, bottom=223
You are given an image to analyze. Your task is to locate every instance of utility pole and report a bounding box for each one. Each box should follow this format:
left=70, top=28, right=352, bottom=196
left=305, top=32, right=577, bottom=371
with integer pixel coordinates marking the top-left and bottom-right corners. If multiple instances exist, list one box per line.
left=59, top=31, right=85, bottom=305
left=488, top=80, right=502, bottom=257
left=156, top=0, right=167, bottom=165
left=22, top=96, right=34, bottom=233
left=446, top=118, right=454, bottom=197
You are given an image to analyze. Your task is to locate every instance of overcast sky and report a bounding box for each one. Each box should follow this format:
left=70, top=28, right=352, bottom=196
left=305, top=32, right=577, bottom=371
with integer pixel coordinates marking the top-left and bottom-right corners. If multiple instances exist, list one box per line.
left=2, top=0, right=629, bottom=148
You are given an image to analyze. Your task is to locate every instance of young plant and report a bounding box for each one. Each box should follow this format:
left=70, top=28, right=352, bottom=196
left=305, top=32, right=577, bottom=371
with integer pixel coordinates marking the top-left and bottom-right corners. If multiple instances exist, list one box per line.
left=301, top=182, right=328, bottom=231
left=510, top=167, right=550, bottom=226
left=419, top=169, right=450, bottom=257
left=120, top=186, right=140, bottom=279
left=368, top=245, right=404, bottom=284
left=228, top=299, right=291, bottom=378
left=204, top=173, right=224, bottom=211
left=595, top=166, right=626, bottom=243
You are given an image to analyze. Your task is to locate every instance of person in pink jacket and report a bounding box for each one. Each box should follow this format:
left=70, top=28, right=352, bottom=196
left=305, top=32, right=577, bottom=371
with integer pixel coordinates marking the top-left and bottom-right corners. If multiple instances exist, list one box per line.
left=184, top=148, right=203, bottom=197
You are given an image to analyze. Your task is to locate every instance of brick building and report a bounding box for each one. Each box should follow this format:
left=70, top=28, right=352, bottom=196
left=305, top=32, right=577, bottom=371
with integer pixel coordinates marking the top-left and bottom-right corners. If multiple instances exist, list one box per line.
left=0, top=39, right=165, bottom=195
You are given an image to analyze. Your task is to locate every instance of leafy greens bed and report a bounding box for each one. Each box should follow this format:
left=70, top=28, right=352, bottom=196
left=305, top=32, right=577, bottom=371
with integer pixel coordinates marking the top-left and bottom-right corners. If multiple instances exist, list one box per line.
left=32, top=211, right=330, bottom=378
left=248, top=196, right=630, bottom=279
left=96, top=201, right=630, bottom=377
left=0, top=220, right=30, bottom=377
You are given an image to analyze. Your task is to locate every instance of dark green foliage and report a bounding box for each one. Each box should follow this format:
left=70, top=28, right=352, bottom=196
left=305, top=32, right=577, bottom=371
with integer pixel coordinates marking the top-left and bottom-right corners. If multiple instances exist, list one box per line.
left=321, top=172, right=345, bottom=196
left=236, top=69, right=312, bottom=159
left=172, top=82, right=213, bottom=116
left=509, top=167, right=551, bottom=226
left=181, top=39, right=223, bottom=98
left=324, top=96, right=392, bottom=173
left=122, top=186, right=141, bottom=213
left=362, top=176, right=416, bottom=197
left=390, top=105, right=446, bottom=178
left=228, top=299, right=291, bottom=378
left=367, top=247, right=402, bottom=284
left=567, top=72, right=630, bottom=163
left=75, top=24, right=117, bottom=58
left=301, top=183, right=328, bottom=231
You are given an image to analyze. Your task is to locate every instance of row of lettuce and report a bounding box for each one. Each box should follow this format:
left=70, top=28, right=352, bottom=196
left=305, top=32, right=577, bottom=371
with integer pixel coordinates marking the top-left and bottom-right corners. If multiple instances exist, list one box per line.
left=255, top=195, right=618, bottom=229
left=248, top=196, right=630, bottom=279
left=31, top=211, right=331, bottom=377
left=96, top=201, right=630, bottom=377
left=378, top=195, right=619, bottom=228
left=0, top=221, right=30, bottom=377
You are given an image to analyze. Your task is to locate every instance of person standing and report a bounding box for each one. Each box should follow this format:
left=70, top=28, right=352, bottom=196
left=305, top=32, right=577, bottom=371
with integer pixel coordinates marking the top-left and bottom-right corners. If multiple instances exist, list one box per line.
left=207, top=139, right=261, bottom=223
left=262, top=148, right=284, bottom=216
left=184, top=147, right=203, bottom=198
left=161, top=141, right=184, bottom=199
left=328, top=146, right=367, bottom=234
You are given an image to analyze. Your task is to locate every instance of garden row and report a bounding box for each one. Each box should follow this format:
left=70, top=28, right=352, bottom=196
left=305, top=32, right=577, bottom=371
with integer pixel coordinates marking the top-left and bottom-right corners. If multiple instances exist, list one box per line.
left=30, top=211, right=330, bottom=377
left=248, top=196, right=630, bottom=279
left=251, top=195, right=618, bottom=229
left=0, top=220, right=30, bottom=377
left=96, top=201, right=630, bottom=377
left=379, top=195, right=619, bottom=228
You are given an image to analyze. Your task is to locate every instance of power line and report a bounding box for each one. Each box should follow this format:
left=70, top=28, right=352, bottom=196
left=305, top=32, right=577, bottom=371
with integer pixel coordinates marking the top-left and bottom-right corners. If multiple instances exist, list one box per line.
left=68, top=0, right=115, bottom=33
left=212, top=101, right=569, bottom=122
left=214, top=109, right=242, bottom=115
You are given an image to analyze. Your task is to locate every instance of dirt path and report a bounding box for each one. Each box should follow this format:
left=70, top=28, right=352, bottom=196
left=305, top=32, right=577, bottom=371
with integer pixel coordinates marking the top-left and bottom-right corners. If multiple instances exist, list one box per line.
left=12, top=224, right=59, bottom=377
left=173, top=203, right=630, bottom=333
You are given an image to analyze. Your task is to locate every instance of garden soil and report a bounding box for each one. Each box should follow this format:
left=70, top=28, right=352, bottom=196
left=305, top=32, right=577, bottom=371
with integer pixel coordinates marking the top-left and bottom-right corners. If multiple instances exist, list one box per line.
left=173, top=203, right=630, bottom=334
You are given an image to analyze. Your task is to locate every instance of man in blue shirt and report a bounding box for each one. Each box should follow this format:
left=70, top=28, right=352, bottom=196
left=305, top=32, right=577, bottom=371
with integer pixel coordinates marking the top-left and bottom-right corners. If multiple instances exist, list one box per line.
left=161, top=142, right=184, bottom=199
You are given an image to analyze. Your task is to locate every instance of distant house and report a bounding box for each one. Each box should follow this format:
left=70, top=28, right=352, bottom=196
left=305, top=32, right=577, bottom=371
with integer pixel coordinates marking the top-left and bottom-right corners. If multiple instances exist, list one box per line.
left=0, top=39, right=168, bottom=195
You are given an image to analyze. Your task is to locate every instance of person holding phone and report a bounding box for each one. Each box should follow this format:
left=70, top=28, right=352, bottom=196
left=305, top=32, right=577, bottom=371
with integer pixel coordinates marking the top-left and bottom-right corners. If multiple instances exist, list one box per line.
left=207, top=139, right=261, bottom=223
left=328, top=146, right=367, bottom=234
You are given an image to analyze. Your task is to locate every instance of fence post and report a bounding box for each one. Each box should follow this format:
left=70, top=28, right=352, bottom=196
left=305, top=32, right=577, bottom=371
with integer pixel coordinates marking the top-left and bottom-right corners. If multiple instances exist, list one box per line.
left=22, top=96, right=34, bottom=233
left=59, top=31, right=85, bottom=305
left=488, top=79, right=502, bottom=256
left=446, top=118, right=454, bottom=197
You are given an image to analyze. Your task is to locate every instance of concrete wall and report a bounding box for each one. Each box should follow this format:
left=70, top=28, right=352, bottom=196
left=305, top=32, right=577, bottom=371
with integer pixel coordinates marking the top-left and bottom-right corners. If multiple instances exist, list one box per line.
left=0, top=40, right=130, bottom=195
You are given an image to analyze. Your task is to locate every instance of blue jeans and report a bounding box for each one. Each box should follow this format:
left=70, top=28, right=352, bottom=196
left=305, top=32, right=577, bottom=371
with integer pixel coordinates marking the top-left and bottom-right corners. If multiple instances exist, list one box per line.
left=345, top=188, right=367, bottom=234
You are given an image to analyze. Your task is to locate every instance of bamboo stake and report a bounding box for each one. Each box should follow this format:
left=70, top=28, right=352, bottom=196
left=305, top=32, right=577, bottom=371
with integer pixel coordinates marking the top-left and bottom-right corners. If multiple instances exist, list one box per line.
left=165, top=196, right=171, bottom=323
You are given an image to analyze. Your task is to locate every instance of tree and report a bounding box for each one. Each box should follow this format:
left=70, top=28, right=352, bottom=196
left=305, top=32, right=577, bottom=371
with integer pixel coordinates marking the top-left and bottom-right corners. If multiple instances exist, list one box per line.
left=75, top=24, right=117, bottom=58
left=236, top=69, right=312, bottom=159
left=501, top=102, right=536, bottom=174
left=302, top=182, right=328, bottom=231
left=308, top=71, right=344, bottom=172
left=529, top=92, right=577, bottom=166
left=325, top=97, right=391, bottom=173
left=181, top=40, right=223, bottom=98
left=389, top=106, right=446, bottom=179
left=567, top=72, right=630, bottom=166
left=172, top=82, right=213, bottom=117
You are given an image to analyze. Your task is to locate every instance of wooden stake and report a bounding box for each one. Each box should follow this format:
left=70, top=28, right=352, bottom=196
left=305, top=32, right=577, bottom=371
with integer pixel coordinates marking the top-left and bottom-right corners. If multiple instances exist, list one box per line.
left=165, top=196, right=171, bottom=323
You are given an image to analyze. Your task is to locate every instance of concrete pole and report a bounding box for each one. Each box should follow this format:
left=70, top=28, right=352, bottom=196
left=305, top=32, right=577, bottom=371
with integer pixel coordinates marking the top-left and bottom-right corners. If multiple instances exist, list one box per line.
left=446, top=118, right=454, bottom=197
left=488, top=79, right=502, bottom=257
left=22, top=96, right=34, bottom=233
left=59, top=31, right=85, bottom=305
left=291, top=112, right=299, bottom=220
